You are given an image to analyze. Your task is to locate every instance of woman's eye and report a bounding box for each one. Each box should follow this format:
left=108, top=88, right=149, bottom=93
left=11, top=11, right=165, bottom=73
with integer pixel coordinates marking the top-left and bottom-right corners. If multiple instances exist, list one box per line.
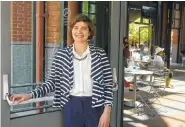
left=82, top=27, right=88, bottom=30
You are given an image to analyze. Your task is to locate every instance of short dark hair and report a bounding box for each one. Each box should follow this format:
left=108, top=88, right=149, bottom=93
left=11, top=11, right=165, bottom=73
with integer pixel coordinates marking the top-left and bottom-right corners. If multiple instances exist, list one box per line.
left=123, top=37, right=128, bottom=44
left=69, top=14, right=95, bottom=39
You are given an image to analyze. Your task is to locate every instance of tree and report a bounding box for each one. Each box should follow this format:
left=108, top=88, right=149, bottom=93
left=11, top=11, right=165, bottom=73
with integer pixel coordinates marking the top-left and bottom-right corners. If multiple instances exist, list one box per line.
left=129, top=18, right=151, bottom=44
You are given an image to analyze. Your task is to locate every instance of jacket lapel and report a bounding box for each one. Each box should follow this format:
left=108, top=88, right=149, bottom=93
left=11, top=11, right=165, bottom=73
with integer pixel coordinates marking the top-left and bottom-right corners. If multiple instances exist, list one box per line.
left=89, top=44, right=101, bottom=81
left=68, top=45, right=74, bottom=87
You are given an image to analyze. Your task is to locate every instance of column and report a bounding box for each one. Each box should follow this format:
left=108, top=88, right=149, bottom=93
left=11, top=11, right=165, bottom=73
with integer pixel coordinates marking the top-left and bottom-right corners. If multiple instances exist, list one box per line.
left=67, top=1, right=78, bottom=46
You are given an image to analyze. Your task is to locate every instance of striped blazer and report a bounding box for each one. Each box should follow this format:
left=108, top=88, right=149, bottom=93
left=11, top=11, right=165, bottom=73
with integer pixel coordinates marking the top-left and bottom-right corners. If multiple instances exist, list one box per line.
left=31, top=44, right=113, bottom=108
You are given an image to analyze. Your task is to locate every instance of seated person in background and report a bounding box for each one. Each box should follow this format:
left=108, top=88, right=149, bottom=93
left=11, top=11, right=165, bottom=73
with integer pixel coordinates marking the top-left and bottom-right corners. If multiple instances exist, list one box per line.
left=153, top=47, right=173, bottom=88
left=123, top=37, right=130, bottom=68
left=139, top=44, right=148, bottom=69
left=139, top=43, right=147, bottom=59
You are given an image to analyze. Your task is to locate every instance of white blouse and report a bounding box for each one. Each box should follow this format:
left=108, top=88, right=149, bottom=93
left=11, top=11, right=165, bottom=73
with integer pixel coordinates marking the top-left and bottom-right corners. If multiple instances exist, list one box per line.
left=153, top=55, right=164, bottom=67
left=69, top=46, right=93, bottom=96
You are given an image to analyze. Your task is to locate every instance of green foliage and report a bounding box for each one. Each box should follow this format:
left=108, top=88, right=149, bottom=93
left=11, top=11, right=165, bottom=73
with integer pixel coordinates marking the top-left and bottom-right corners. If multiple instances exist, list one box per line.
left=82, top=2, right=96, bottom=24
left=129, top=18, right=151, bottom=44
left=82, top=2, right=88, bottom=14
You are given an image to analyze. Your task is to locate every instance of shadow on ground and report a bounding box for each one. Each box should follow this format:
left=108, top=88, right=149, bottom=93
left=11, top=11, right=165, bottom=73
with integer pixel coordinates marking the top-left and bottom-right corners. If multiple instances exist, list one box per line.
left=123, top=64, right=185, bottom=127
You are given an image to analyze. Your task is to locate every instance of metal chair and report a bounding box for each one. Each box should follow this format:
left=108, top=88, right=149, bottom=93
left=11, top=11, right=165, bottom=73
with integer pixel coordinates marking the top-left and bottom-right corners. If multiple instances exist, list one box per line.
left=147, top=65, right=168, bottom=113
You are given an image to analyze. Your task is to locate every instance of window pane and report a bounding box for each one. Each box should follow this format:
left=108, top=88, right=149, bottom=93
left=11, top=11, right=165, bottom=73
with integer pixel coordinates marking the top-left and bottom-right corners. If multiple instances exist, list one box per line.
left=176, top=4, right=179, bottom=10
left=172, top=19, right=180, bottom=28
left=10, top=1, right=63, bottom=118
left=11, top=42, right=33, bottom=111
left=129, top=7, right=141, bottom=23
left=175, top=11, right=180, bottom=19
left=89, top=14, right=96, bottom=24
left=89, top=1, right=95, bottom=4
left=82, top=1, right=88, bottom=14
left=89, top=4, right=96, bottom=14
left=175, top=19, right=180, bottom=28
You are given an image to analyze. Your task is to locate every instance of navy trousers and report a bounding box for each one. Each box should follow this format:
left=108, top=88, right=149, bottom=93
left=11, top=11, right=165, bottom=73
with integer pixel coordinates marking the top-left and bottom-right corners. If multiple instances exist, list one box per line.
left=63, top=96, right=104, bottom=127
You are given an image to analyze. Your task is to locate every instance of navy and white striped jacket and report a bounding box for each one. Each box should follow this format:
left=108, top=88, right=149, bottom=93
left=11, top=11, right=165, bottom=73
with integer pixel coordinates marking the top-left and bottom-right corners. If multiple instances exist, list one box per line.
left=31, top=44, right=113, bottom=108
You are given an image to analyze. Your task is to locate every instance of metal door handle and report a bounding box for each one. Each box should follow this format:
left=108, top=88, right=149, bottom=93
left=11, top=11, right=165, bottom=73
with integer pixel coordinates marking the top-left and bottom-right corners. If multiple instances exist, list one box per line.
left=3, top=74, right=9, bottom=100
left=2, top=74, right=54, bottom=106
left=112, top=68, right=118, bottom=91
left=6, top=94, right=54, bottom=106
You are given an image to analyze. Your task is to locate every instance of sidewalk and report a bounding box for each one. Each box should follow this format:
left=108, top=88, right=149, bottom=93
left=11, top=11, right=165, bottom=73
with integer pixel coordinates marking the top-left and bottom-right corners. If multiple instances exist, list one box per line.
left=123, top=63, right=185, bottom=127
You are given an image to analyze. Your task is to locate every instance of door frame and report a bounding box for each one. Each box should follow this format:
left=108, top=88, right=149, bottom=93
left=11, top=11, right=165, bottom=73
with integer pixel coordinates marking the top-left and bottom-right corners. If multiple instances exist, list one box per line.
left=1, top=2, right=11, bottom=127
left=0, top=2, right=63, bottom=127
left=110, top=2, right=128, bottom=127
left=0, top=1, right=128, bottom=127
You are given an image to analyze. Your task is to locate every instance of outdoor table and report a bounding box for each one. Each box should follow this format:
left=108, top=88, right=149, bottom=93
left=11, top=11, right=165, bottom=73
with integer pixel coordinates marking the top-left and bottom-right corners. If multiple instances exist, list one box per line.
left=124, top=69, right=153, bottom=108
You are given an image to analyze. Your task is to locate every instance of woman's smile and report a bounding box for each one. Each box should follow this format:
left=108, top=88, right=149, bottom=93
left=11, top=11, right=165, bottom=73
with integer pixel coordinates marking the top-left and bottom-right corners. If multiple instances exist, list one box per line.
left=72, top=21, right=90, bottom=43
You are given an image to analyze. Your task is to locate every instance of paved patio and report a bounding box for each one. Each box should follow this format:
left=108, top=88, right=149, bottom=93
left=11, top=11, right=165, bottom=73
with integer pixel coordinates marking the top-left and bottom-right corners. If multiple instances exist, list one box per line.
left=123, top=63, right=185, bottom=127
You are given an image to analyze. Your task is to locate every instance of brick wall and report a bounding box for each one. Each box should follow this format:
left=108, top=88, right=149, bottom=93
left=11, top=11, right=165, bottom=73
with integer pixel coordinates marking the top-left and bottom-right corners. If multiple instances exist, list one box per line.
left=45, top=2, right=61, bottom=43
left=10, top=2, right=61, bottom=43
left=11, top=2, right=32, bottom=42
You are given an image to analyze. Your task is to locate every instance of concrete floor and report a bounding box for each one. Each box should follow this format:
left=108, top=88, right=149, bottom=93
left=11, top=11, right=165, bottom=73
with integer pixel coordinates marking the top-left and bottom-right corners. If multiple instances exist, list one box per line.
left=123, top=63, right=185, bottom=127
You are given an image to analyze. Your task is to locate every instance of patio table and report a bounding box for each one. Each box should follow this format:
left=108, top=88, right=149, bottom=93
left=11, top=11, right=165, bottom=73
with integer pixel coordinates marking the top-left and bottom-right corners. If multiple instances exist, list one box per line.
left=124, top=69, right=153, bottom=108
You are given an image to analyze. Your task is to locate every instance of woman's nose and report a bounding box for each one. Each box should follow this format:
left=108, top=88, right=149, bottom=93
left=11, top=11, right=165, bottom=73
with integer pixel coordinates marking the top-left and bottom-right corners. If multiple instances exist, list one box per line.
left=77, top=28, right=82, bottom=33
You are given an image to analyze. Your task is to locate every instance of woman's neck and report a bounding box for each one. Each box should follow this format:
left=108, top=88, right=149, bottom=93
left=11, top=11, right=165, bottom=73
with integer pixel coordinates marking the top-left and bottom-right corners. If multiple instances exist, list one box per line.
left=74, top=41, right=88, bottom=56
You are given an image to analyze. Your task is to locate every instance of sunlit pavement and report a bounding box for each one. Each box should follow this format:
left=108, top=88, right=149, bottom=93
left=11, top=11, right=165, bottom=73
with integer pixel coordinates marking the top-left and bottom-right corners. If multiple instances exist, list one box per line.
left=123, top=63, right=185, bottom=127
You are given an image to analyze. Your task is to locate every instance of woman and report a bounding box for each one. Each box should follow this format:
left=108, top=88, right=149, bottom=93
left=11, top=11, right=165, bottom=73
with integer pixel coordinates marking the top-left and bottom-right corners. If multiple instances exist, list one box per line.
left=123, top=37, right=130, bottom=67
left=153, top=47, right=172, bottom=88
left=123, top=38, right=136, bottom=91
left=10, top=14, right=113, bottom=127
left=139, top=44, right=147, bottom=59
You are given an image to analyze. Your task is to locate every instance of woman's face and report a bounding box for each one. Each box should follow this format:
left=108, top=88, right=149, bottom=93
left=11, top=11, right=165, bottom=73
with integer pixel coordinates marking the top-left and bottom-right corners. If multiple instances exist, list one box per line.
left=72, top=21, right=90, bottom=43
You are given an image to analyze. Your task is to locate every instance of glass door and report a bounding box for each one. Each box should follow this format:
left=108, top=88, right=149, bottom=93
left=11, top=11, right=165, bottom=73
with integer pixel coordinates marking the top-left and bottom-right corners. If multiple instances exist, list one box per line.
left=109, top=2, right=128, bottom=127
left=0, top=2, right=63, bottom=127
left=0, top=1, right=127, bottom=127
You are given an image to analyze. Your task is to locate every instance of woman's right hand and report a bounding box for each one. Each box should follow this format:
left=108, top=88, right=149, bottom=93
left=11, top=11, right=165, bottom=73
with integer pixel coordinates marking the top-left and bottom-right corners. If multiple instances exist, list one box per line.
left=10, top=93, right=32, bottom=104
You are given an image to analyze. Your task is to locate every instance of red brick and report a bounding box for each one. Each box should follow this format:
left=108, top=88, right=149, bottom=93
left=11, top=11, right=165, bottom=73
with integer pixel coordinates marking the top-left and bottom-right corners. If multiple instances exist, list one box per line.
left=11, top=1, right=32, bottom=42
left=11, top=1, right=61, bottom=43
left=45, top=1, right=61, bottom=43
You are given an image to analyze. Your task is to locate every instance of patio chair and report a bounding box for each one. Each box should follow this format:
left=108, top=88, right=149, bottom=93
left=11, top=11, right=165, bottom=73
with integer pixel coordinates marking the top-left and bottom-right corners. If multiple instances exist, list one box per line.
left=151, top=68, right=169, bottom=95
left=146, top=65, right=168, bottom=113
left=124, top=74, right=156, bottom=117
left=134, top=59, right=168, bottom=111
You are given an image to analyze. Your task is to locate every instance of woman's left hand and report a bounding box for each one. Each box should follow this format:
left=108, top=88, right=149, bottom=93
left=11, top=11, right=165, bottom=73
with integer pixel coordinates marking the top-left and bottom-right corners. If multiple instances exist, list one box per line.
left=98, top=106, right=111, bottom=127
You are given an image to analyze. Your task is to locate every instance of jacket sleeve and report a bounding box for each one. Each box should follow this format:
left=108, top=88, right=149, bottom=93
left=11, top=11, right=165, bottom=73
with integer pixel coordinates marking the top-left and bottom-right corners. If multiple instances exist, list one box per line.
left=100, top=49, right=113, bottom=107
left=31, top=52, right=58, bottom=98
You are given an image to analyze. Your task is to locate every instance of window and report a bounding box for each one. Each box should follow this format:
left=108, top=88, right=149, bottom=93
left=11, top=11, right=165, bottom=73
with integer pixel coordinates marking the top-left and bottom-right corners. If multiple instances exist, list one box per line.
left=80, top=1, right=97, bottom=45
left=172, top=3, right=181, bottom=29
left=10, top=1, right=63, bottom=118
left=128, top=7, right=142, bottom=23
left=81, top=1, right=96, bottom=25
